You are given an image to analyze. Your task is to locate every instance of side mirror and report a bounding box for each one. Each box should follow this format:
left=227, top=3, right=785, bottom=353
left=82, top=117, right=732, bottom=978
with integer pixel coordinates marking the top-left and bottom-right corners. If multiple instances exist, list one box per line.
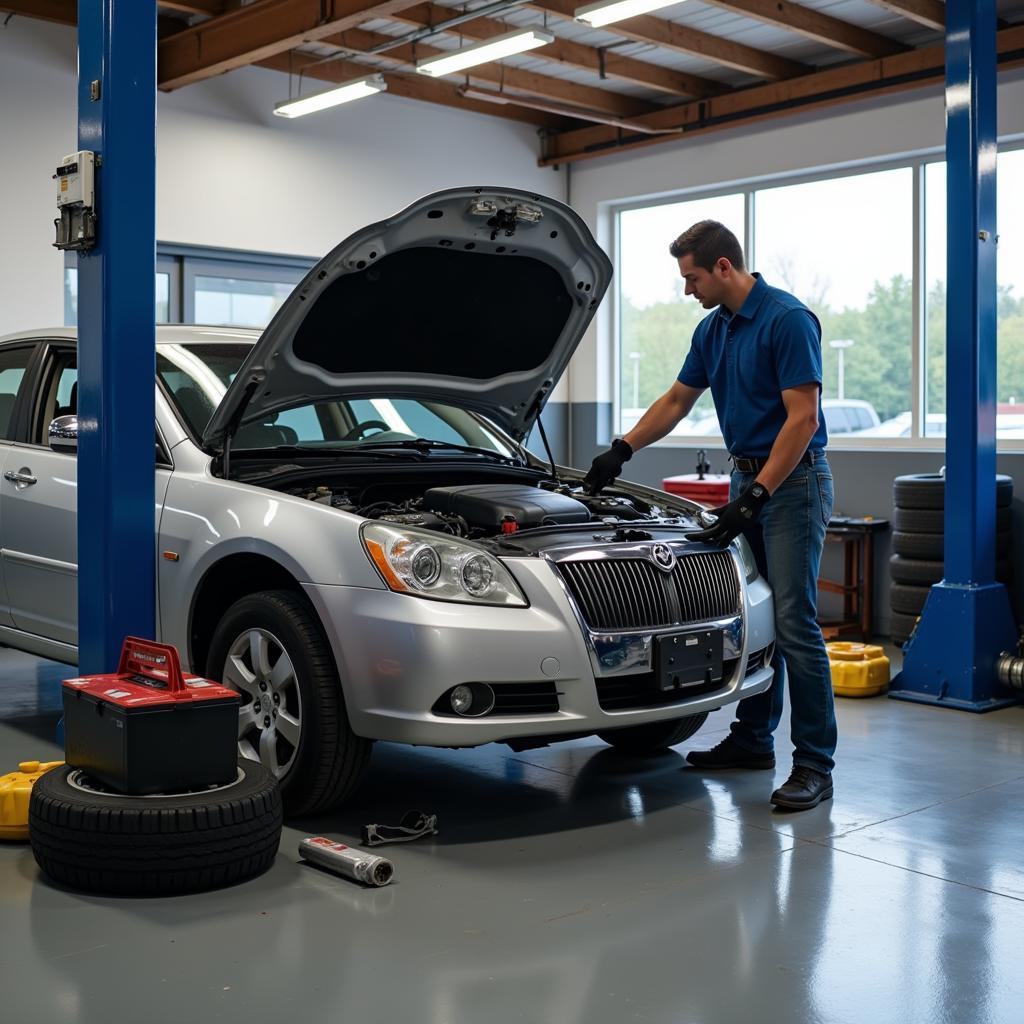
left=48, top=414, right=78, bottom=454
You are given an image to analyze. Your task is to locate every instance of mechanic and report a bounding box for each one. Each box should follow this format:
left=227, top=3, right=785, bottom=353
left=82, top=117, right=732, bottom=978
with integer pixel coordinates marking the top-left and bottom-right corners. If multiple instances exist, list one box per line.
left=583, top=220, right=836, bottom=811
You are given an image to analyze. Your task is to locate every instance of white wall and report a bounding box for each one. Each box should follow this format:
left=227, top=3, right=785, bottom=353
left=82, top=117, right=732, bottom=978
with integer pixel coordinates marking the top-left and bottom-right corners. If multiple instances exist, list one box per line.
left=0, top=16, right=565, bottom=337
left=567, top=71, right=1024, bottom=406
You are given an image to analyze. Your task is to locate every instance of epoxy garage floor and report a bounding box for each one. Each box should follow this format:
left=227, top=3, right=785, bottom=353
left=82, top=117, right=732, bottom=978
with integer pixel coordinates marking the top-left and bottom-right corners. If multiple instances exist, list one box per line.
left=1, top=647, right=1023, bottom=1024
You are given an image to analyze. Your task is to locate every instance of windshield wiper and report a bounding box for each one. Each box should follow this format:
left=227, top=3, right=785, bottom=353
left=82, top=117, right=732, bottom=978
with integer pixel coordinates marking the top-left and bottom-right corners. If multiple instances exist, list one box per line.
left=349, top=438, right=525, bottom=464
left=230, top=445, right=417, bottom=460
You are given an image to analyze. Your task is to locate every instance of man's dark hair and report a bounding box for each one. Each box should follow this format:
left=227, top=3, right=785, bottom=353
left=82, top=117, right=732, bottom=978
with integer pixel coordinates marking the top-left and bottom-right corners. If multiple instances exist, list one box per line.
left=669, top=220, right=745, bottom=271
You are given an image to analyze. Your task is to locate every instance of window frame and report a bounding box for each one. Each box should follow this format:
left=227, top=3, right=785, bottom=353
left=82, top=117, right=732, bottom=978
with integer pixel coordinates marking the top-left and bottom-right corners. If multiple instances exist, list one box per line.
left=65, top=242, right=316, bottom=330
left=608, top=137, right=1024, bottom=452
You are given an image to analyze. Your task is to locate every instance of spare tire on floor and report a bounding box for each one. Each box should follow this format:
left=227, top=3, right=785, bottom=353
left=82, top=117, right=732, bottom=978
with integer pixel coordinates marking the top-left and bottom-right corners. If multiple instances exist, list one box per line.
left=29, top=759, right=282, bottom=896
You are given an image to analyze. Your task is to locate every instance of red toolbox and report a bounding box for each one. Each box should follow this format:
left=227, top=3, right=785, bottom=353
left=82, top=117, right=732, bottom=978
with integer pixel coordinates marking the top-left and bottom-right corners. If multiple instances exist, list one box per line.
left=662, top=474, right=731, bottom=507
left=62, top=637, right=239, bottom=795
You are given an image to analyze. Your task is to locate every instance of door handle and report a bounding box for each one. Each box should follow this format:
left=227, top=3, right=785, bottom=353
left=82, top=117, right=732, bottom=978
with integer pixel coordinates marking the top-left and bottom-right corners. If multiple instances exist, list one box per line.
left=4, top=470, right=37, bottom=487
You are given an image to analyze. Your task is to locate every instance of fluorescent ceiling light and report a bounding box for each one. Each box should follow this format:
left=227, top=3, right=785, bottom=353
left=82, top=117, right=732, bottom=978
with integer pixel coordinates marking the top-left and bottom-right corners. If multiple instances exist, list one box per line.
left=273, top=75, right=387, bottom=118
left=575, top=0, right=683, bottom=28
left=415, top=27, right=554, bottom=78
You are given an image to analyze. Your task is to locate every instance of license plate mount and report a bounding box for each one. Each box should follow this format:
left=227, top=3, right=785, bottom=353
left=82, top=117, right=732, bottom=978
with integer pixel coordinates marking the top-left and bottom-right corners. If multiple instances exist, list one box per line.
left=654, top=630, right=724, bottom=693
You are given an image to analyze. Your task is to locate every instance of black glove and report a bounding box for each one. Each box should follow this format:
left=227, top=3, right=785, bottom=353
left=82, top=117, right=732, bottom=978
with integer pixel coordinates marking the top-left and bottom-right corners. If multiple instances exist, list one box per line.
left=685, top=481, right=770, bottom=546
left=583, top=439, right=633, bottom=495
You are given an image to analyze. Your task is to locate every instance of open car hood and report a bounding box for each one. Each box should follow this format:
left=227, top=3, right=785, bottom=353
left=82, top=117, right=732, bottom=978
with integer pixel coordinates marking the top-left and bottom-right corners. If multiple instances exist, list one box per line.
left=201, top=186, right=612, bottom=448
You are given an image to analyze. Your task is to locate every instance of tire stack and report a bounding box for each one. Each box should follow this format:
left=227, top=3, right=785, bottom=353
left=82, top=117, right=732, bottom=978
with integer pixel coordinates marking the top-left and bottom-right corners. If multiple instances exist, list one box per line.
left=889, top=473, right=1014, bottom=646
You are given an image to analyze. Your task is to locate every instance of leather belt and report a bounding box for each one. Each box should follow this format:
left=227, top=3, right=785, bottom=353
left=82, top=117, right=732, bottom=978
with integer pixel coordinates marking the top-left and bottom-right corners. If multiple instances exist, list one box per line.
left=730, top=451, right=814, bottom=474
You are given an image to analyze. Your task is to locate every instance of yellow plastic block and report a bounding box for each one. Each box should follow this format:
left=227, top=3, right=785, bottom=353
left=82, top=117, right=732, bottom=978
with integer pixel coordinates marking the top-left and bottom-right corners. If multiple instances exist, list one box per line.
left=0, top=760, right=63, bottom=841
left=827, top=642, right=891, bottom=698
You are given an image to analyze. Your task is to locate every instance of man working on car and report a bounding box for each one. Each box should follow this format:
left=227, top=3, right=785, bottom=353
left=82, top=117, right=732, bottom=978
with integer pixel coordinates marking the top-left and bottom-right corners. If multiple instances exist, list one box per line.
left=583, top=220, right=836, bottom=810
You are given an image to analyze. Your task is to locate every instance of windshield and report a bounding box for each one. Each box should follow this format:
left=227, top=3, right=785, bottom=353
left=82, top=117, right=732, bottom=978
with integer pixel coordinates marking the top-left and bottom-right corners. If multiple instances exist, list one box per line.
left=156, top=342, right=517, bottom=456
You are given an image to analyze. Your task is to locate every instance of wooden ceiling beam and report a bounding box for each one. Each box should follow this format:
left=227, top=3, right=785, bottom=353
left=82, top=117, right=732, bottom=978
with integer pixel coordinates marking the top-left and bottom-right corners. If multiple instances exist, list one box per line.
left=388, top=3, right=722, bottom=97
left=158, top=1, right=226, bottom=16
left=862, top=1, right=945, bottom=32
left=324, top=26, right=657, bottom=117
left=258, top=49, right=568, bottom=128
left=542, top=23, right=1024, bottom=165
left=157, top=0, right=424, bottom=90
left=1, top=1, right=211, bottom=37
left=527, top=0, right=811, bottom=79
left=698, top=0, right=908, bottom=59
left=0, top=0, right=75, bottom=25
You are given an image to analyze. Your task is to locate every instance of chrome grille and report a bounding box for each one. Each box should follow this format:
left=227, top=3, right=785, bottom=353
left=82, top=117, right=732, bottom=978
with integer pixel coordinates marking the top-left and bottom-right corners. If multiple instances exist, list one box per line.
left=558, top=551, right=740, bottom=632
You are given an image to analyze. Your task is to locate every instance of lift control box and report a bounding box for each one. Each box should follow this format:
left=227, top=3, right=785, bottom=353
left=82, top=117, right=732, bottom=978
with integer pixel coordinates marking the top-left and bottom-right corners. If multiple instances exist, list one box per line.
left=62, top=637, right=239, bottom=795
left=53, top=150, right=97, bottom=251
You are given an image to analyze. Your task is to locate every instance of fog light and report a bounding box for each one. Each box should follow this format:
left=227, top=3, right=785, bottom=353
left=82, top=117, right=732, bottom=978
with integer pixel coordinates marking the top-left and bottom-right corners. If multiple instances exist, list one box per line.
left=449, top=682, right=496, bottom=717
left=451, top=685, right=474, bottom=715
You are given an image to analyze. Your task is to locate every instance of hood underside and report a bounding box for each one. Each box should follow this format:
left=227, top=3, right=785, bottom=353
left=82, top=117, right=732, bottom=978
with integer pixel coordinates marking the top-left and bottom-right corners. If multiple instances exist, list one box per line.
left=202, top=187, right=613, bottom=448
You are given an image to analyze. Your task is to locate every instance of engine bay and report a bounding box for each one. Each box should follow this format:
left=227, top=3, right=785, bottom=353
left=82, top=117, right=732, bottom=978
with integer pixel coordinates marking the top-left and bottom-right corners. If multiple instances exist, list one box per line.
left=287, top=477, right=694, bottom=540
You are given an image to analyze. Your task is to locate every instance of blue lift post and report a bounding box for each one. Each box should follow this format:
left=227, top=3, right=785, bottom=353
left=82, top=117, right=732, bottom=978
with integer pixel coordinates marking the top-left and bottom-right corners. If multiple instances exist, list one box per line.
left=75, top=1, right=157, bottom=674
left=890, top=0, right=1018, bottom=711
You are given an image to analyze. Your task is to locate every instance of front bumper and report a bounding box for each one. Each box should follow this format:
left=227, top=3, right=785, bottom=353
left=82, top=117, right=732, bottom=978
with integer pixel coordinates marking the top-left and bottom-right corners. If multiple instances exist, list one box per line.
left=304, top=552, right=775, bottom=747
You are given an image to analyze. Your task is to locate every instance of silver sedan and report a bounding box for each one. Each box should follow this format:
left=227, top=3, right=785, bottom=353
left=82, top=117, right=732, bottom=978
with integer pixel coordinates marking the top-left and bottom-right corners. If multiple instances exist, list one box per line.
left=0, top=188, right=774, bottom=814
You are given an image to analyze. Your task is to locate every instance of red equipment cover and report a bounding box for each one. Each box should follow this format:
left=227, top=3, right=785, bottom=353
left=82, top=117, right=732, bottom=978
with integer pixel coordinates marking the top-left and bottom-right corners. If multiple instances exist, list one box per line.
left=63, top=637, right=237, bottom=706
left=662, top=474, right=731, bottom=507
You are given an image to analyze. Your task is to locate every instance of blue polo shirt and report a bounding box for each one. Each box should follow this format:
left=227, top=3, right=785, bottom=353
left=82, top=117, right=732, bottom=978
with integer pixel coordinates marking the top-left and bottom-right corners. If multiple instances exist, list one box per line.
left=677, top=274, right=828, bottom=457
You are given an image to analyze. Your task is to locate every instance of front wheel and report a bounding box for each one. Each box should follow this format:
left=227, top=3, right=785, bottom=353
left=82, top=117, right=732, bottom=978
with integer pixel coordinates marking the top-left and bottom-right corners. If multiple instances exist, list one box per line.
left=207, top=589, right=372, bottom=816
left=597, top=712, right=709, bottom=755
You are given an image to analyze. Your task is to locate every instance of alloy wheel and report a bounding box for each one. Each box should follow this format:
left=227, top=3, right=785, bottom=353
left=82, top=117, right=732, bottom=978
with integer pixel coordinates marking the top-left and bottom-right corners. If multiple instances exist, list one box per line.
left=221, top=628, right=303, bottom=778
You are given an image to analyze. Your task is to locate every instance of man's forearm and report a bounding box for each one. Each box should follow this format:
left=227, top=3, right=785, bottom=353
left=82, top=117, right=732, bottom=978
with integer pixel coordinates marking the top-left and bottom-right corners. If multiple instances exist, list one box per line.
left=624, top=387, right=701, bottom=452
left=756, top=415, right=818, bottom=493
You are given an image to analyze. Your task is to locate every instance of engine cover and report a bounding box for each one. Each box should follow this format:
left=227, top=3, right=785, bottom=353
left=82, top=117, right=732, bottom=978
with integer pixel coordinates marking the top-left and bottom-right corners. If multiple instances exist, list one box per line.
left=423, top=484, right=590, bottom=530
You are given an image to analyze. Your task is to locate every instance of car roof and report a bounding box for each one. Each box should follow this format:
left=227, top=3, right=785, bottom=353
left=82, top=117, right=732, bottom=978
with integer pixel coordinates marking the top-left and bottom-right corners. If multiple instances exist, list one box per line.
left=0, top=325, right=260, bottom=347
left=821, top=398, right=874, bottom=409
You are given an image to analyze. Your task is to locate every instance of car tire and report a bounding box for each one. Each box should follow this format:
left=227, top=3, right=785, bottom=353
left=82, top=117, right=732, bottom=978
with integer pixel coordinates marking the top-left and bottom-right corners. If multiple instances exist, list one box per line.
left=29, top=760, right=281, bottom=896
left=889, top=555, right=945, bottom=586
left=892, top=473, right=1013, bottom=510
left=597, top=712, right=708, bottom=755
left=206, top=589, right=373, bottom=817
left=889, top=611, right=921, bottom=646
left=889, top=555, right=1012, bottom=586
left=893, top=506, right=1011, bottom=534
left=891, top=583, right=932, bottom=616
left=892, top=530, right=1011, bottom=560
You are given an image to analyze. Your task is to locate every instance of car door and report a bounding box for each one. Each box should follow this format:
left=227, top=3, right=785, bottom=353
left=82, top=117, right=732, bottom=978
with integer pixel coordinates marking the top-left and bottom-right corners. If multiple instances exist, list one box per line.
left=0, top=345, right=79, bottom=644
left=0, top=342, right=39, bottom=628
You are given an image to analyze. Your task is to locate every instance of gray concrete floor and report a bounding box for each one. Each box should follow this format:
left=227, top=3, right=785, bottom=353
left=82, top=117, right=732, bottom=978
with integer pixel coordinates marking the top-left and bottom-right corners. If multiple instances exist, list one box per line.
left=1, top=647, right=1023, bottom=1024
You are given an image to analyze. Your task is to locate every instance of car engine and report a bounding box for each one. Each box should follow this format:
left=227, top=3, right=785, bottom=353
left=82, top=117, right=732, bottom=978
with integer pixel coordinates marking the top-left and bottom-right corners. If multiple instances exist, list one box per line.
left=293, top=480, right=680, bottom=539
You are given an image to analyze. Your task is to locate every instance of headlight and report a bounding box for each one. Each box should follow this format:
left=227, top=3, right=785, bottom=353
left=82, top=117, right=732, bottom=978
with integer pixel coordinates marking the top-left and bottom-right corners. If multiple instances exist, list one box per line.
left=735, top=535, right=759, bottom=583
left=361, top=523, right=527, bottom=606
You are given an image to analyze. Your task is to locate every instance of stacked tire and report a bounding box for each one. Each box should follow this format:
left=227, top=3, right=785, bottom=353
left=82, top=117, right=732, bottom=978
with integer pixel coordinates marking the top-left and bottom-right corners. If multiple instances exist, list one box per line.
left=889, top=473, right=1014, bottom=645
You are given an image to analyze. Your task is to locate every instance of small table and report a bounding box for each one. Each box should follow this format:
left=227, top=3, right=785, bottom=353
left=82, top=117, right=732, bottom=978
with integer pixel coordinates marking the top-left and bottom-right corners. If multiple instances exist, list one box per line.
left=817, top=516, right=889, bottom=641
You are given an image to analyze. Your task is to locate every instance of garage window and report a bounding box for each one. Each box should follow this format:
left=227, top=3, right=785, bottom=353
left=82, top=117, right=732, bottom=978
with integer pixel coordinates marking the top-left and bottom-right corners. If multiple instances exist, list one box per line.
left=64, top=245, right=314, bottom=330
left=613, top=141, right=1024, bottom=449
left=617, top=192, right=744, bottom=442
left=924, top=150, right=1024, bottom=440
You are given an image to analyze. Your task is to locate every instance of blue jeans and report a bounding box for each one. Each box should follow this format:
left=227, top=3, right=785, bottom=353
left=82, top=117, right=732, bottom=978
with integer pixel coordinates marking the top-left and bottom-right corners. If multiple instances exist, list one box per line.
left=729, top=451, right=837, bottom=773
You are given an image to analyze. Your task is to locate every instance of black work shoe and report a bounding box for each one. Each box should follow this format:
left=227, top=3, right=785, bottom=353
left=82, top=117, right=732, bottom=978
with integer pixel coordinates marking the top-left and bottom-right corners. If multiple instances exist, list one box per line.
left=685, top=734, right=776, bottom=770
left=770, top=765, right=834, bottom=810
